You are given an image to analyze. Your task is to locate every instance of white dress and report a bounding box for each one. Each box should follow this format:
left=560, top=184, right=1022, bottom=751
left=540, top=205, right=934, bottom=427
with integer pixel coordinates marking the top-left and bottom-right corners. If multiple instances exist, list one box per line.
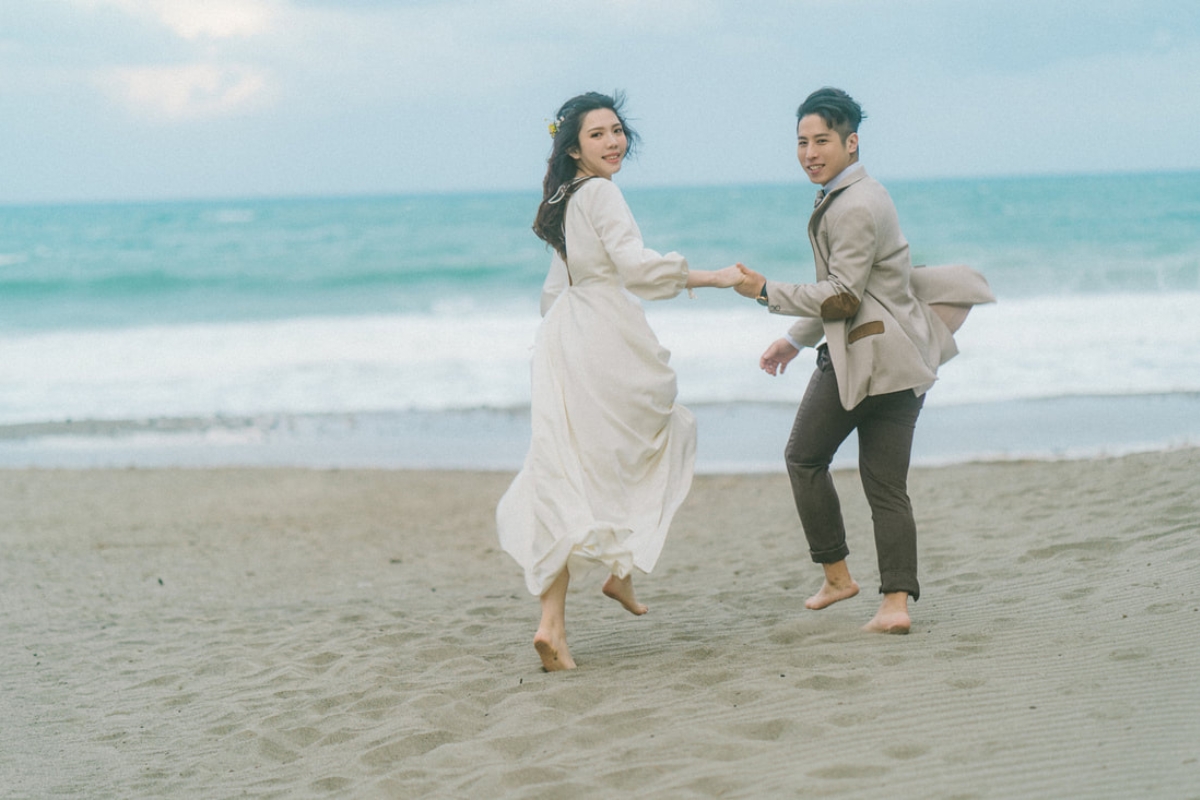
left=496, top=178, right=696, bottom=596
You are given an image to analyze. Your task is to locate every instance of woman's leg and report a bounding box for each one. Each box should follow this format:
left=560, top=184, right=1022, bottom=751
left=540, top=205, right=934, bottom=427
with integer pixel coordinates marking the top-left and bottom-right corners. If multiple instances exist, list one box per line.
left=534, top=568, right=576, bottom=670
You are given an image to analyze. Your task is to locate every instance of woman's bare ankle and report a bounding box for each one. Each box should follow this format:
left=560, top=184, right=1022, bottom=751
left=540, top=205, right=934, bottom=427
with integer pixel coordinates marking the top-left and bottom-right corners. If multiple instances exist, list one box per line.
left=533, top=626, right=575, bottom=670
left=602, top=574, right=648, bottom=615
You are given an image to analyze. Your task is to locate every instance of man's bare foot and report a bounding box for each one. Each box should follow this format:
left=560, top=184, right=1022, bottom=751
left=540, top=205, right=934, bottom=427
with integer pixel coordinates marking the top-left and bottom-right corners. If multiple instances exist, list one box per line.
left=805, top=560, right=859, bottom=610
left=805, top=578, right=860, bottom=610
left=602, top=574, right=648, bottom=615
left=862, top=592, right=910, bottom=634
left=533, top=628, right=576, bottom=671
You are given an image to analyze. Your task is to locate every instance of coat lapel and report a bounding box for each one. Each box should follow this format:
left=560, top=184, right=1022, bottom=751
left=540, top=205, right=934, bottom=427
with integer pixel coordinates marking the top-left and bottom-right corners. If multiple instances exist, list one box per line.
left=807, top=167, right=870, bottom=278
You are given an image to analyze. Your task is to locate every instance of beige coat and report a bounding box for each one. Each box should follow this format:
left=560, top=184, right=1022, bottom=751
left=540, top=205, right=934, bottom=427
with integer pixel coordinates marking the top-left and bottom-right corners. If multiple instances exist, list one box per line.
left=763, top=169, right=995, bottom=410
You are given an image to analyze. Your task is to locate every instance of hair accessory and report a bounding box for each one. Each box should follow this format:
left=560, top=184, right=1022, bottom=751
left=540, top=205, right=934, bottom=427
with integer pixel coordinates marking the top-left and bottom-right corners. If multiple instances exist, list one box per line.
left=547, top=115, right=565, bottom=138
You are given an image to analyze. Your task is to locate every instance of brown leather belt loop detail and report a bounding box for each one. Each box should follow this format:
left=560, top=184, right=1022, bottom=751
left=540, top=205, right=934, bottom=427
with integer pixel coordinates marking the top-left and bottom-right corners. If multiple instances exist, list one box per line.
left=820, top=292, right=860, bottom=320
left=847, top=320, right=885, bottom=344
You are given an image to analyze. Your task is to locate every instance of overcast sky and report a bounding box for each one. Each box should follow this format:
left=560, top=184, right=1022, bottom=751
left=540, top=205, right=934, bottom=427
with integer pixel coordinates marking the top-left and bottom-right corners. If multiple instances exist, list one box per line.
left=3, top=0, right=1198, bottom=204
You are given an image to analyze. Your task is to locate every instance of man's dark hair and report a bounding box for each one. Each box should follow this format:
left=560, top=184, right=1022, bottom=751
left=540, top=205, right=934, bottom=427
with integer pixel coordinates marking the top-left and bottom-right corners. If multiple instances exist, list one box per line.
left=796, top=87, right=866, bottom=142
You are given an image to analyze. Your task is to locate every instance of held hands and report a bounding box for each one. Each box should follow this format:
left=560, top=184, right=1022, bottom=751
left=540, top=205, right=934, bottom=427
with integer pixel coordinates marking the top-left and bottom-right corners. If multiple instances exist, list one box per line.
left=686, top=263, right=767, bottom=293
left=686, top=264, right=745, bottom=289
left=734, top=263, right=767, bottom=299
left=710, top=264, right=745, bottom=288
left=760, top=338, right=799, bottom=376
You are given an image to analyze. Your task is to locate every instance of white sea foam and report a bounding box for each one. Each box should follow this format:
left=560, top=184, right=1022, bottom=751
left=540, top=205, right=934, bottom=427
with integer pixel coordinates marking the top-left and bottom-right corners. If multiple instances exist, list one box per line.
left=2, top=292, right=1199, bottom=426
left=655, top=291, right=1200, bottom=407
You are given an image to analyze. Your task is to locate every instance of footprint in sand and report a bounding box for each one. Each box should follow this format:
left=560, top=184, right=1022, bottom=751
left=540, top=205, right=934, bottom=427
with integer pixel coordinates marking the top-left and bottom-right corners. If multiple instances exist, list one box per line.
left=810, top=764, right=890, bottom=779
left=884, top=743, right=930, bottom=760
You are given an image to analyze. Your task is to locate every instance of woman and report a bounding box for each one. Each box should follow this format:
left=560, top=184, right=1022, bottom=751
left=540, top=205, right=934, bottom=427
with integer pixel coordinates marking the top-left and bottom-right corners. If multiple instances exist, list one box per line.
left=496, top=92, right=742, bottom=671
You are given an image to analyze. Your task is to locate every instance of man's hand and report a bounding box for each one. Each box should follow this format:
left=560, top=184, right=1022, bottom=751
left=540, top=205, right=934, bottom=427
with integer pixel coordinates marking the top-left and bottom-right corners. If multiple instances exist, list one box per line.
left=734, top=263, right=766, bottom=299
left=760, top=338, right=800, bottom=376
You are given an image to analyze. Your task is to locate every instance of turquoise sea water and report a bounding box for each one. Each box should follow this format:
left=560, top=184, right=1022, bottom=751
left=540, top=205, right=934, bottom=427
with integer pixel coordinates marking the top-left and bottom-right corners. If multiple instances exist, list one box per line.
left=2, top=171, right=1199, bottom=468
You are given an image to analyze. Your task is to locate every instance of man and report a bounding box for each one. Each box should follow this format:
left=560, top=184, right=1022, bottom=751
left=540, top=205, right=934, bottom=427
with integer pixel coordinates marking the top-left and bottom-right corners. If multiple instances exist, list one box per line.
left=735, top=87, right=994, bottom=633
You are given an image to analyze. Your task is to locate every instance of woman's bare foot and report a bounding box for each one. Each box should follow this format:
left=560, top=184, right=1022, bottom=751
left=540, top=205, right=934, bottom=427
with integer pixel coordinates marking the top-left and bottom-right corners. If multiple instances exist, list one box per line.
left=534, top=627, right=576, bottom=670
left=602, top=574, right=648, bottom=615
left=862, top=592, right=910, bottom=634
left=805, top=560, right=859, bottom=610
left=535, top=569, right=576, bottom=670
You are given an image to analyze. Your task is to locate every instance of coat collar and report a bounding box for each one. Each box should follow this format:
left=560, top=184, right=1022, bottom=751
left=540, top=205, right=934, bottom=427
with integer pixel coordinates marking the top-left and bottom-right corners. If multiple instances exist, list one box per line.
left=809, top=167, right=869, bottom=235
left=818, top=165, right=869, bottom=209
left=811, top=165, right=868, bottom=217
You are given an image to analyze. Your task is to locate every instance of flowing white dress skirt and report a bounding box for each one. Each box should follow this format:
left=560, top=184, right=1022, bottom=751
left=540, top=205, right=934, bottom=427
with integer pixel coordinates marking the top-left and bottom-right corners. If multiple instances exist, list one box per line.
left=496, top=282, right=696, bottom=596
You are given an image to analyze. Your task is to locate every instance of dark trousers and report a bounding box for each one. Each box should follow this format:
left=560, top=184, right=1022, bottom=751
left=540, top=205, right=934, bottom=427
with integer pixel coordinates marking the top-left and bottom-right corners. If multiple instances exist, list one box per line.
left=784, top=346, right=925, bottom=599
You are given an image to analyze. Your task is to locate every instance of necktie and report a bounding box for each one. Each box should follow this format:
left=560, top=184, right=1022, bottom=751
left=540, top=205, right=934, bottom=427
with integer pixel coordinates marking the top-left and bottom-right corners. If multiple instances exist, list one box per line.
left=814, top=189, right=826, bottom=209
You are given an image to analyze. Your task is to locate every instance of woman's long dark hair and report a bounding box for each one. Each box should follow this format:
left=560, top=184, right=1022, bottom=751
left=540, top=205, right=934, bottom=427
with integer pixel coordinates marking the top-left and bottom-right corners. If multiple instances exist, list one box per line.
left=532, top=91, right=639, bottom=261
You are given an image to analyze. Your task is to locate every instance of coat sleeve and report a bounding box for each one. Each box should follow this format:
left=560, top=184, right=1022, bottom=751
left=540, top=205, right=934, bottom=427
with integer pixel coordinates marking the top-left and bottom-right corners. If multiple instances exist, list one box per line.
left=786, top=317, right=826, bottom=349
left=761, top=202, right=877, bottom=320
left=587, top=180, right=689, bottom=301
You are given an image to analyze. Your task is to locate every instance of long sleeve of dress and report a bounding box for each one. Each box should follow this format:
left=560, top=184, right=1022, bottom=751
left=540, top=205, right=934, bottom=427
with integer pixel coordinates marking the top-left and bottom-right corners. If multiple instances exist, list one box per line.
left=577, top=179, right=689, bottom=301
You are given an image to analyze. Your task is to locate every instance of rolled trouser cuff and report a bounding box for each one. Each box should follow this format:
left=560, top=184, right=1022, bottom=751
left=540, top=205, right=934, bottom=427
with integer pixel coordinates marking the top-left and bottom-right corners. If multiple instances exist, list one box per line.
left=809, top=544, right=850, bottom=564
left=879, top=572, right=919, bottom=601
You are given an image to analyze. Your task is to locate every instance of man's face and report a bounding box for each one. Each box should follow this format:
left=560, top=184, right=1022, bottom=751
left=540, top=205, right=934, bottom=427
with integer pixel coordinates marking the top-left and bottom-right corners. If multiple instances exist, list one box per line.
left=797, top=114, right=858, bottom=186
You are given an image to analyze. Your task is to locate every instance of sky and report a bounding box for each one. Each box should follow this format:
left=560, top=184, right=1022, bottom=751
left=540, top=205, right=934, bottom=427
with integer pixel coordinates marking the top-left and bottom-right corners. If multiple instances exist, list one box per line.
left=3, top=0, right=1199, bottom=204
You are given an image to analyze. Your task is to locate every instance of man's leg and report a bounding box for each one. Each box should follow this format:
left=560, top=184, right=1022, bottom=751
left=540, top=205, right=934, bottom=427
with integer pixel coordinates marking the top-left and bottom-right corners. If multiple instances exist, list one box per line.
left=856, top=389, right=924, bottom=633
left=784, top=349, right=859, bottom=609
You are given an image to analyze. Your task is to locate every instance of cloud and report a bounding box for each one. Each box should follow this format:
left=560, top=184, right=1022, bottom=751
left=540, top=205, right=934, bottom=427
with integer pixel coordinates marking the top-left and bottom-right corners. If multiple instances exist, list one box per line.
left=96, top=63, right=273, bottom=120
left=53, top=0, right=279, bottom=120
left=6, top=0, right=1199, bottom=203
left=70, top=0, right=276, bottom=40
left=153, top=0, right=274, bottom=39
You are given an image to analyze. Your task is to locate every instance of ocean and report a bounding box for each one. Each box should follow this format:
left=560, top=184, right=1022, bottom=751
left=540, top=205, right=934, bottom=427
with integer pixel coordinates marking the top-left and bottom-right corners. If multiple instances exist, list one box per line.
left=2, top=171, right=1199, bottom=470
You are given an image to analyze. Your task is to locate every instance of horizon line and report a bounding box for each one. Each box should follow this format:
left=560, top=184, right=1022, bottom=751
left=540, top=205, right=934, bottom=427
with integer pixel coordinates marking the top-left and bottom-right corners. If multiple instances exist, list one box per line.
left=2, top=167, right=1197, bottom=209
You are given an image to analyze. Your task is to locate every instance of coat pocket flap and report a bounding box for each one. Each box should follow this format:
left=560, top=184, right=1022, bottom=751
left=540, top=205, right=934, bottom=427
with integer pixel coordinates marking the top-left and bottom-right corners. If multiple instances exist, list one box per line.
left=847, top=320, right=885, bottom=344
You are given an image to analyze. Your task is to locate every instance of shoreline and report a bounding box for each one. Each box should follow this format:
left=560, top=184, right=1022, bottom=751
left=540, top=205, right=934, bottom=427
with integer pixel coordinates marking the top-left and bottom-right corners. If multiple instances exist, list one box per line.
left=3, top=393, right=1200, bottom=471
left=3, top=450, right=1198, bottom=797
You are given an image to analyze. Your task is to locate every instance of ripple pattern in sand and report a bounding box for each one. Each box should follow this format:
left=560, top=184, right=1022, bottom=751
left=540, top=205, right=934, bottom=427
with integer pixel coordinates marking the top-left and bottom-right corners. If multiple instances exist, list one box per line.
left=2, top=455, right=1199, bottom=798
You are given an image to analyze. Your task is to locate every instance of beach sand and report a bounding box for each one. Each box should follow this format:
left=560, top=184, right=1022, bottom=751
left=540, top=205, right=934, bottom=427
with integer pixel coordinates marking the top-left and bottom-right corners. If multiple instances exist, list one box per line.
left=2, top=451, right=1198, bottom=799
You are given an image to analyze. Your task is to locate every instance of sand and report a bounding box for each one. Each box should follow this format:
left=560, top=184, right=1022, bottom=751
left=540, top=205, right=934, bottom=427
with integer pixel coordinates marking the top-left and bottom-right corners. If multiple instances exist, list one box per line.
left=2, top=451, right=1199, bottom=799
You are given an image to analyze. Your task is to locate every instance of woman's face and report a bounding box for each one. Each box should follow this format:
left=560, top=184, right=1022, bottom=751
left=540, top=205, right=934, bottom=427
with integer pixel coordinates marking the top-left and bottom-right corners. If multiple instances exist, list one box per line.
left=570, top=108, right=626, bottom=179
